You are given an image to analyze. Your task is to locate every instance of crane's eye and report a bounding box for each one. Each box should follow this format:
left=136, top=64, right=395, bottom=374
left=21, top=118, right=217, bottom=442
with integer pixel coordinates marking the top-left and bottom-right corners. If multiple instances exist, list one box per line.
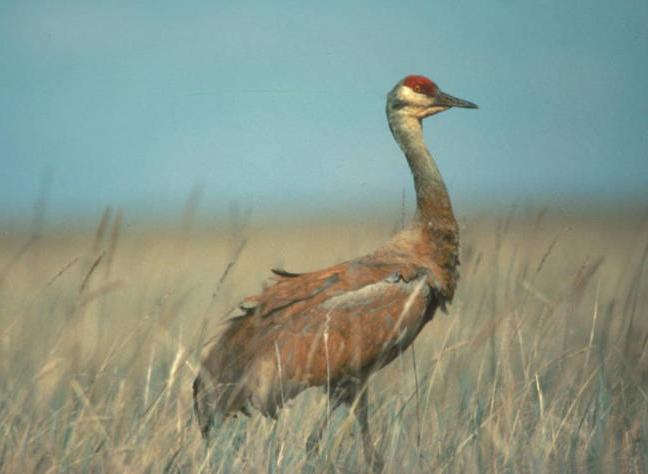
left=413, top=84, right=422, bottom=93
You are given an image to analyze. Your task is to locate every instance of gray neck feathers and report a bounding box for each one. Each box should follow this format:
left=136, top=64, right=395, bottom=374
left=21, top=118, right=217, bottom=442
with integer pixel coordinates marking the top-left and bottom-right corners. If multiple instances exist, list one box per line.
left=386, top=108, right=454, bottom=226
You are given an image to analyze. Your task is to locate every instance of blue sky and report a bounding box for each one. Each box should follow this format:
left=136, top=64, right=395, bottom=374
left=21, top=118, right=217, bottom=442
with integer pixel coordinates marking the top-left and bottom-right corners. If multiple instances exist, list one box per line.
left=2, top=0, right=647, bottom=222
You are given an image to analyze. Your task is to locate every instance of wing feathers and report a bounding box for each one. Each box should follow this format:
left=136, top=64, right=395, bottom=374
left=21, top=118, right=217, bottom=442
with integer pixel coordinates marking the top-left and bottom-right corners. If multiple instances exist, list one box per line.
left=239, top=259, right=435, bottom=321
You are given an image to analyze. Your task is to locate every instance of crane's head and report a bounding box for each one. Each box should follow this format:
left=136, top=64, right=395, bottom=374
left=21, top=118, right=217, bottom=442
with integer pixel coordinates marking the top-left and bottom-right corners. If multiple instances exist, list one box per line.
left=387, top=75, right=477, bottom=120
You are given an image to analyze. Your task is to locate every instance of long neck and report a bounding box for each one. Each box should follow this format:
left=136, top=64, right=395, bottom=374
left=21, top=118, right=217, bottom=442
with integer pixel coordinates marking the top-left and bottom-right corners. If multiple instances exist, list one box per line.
left=388, top=112, right=457, bottom=231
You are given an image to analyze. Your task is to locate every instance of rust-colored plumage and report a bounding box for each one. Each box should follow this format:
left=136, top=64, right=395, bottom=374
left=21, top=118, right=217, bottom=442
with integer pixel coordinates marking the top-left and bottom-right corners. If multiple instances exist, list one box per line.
left=193, top=75, right=477, bottom=470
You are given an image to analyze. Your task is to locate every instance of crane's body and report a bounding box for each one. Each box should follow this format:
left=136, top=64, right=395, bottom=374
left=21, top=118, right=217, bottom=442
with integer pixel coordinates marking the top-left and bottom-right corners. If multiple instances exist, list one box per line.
left=193, top=75, right=477, bottom=471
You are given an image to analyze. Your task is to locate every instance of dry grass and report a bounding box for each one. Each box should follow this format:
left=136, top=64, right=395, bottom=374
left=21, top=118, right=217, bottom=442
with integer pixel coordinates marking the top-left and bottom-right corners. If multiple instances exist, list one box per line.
left=1, top=207, right=647, bottom=473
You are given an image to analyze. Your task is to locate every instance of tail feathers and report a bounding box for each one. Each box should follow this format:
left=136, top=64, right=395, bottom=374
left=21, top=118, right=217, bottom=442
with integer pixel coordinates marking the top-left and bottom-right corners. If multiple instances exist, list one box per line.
left=192, top=375, right=214, bottom=439
left=193, top=372, right=250, bottom=439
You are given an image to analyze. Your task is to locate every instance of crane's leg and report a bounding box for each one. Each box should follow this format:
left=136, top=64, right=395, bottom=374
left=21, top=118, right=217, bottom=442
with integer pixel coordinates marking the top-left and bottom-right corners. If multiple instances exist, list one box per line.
left=305, top=392, right=346, bottom=456
left=352, top=387, right=385, bottom=473
left=306, top=414, right=327, bottom=455
left=305, top=384, right=384, bottom=472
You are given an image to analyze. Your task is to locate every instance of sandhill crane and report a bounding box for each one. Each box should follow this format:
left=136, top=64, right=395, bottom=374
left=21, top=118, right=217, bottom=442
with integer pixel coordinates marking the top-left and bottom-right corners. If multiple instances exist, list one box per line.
left=193, top=75, right=477, bottom=471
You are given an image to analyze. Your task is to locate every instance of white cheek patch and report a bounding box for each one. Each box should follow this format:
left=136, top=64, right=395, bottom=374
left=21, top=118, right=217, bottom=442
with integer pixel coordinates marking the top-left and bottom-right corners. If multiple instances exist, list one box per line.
left=398, top=87, right=433, bottom=107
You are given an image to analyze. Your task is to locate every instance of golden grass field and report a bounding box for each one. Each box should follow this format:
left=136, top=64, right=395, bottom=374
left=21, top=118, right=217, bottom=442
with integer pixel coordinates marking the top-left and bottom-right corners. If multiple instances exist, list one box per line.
left=1, top=207, right=647, bottom=473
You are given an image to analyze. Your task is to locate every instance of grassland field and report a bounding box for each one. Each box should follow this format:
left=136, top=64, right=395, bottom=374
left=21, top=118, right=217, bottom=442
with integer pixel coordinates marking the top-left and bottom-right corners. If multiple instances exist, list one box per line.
left=1, top=207, right=647, bottom=473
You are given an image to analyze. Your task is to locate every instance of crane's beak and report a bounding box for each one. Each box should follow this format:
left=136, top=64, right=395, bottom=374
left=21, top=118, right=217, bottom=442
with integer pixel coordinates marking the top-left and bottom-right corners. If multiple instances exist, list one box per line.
left=436, top=90, right=478, bottom=109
